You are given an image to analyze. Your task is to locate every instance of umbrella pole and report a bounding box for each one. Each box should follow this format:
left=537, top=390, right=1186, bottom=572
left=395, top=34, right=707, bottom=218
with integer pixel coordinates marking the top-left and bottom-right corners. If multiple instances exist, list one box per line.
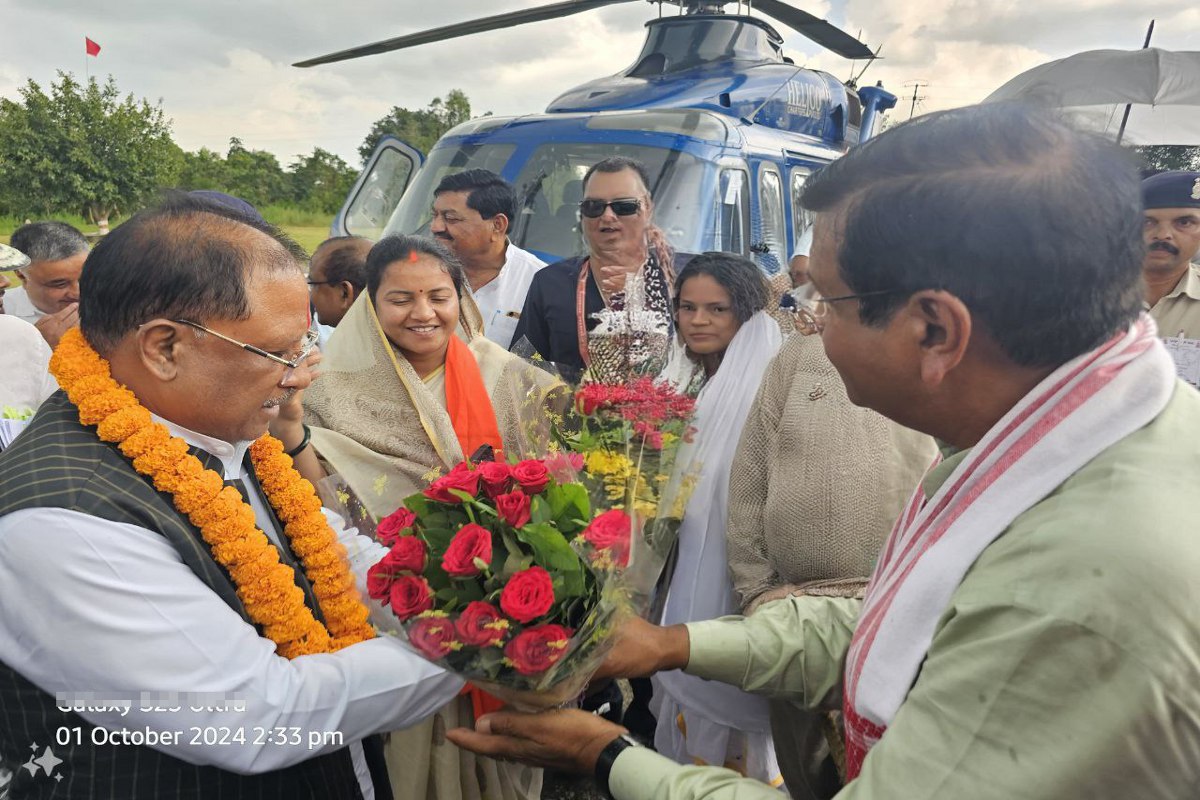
left=1116, top=19, right=1156, bottom=144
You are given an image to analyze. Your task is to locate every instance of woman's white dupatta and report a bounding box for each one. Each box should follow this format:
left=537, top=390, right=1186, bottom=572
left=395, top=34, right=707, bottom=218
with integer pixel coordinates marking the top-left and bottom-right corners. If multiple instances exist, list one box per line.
left=653, top=311, right=783, bottom=769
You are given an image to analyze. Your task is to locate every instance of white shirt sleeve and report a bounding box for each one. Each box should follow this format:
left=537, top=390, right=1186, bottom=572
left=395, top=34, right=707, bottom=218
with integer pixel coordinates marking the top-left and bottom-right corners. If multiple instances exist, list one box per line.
left=0, top=507, right=463, bottom=775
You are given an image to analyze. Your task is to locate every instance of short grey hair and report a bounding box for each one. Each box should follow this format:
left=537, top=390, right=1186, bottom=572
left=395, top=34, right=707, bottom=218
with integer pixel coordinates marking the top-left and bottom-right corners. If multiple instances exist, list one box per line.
left=10, top=221, right=89, bottom=264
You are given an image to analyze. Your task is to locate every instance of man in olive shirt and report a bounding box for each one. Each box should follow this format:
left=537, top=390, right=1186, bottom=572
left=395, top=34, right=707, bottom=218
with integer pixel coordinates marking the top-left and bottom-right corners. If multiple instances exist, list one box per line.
left=447, top=107, right=1200, bottom=798
left=1142, top=171, right=1200, bottom=340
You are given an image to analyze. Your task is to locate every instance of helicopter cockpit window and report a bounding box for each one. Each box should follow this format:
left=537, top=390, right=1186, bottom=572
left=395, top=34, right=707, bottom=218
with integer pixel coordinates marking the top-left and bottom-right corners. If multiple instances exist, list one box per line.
left=383, top=143, right=517, bottom=237
left=508, top=143, right=707, bottom=260
left=344, top=146, right=418, bottom=240
left=756, top=166, right=785, bottom=275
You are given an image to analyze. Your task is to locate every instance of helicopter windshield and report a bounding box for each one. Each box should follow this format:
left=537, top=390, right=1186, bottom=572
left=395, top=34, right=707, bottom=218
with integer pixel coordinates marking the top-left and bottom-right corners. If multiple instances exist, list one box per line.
left=384, top=143, right=517, bottom=238
left=508, top=143, right=709, bottom=259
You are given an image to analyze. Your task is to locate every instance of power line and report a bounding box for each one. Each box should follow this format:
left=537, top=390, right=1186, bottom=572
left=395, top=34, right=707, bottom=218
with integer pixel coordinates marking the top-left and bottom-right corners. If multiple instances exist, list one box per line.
left=902, top=80, right=929, bottom=120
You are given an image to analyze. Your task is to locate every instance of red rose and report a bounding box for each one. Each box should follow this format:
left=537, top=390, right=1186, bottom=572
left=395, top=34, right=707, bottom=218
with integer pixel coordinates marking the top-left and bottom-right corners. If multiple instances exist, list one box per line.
left=441, top=523, right=494, bottom=577
left=494, top=490, right=532, bottom=528
left=504, top=624, right=573, bottom=675
left=477, top=461, right=512, bottom=499
left=583, top=509, right=631, bottom=567
left=389, top=575, right=434, bottom=620
left=454, top=601, right=509, bottom=647
left=376, top=507, right=416, bottom=545
left=511, top=459, right=550, bottom=495
left=366, top=538, right=428, bottom=600
left=388, top=535, right=428, bottom=573
left=499, top=566, right=554, bottom=623
left=424, top=462, right=480, bottom=504
left=366, top=561, right=393, bottom=601
left=408, top=615, right=459, bottom=660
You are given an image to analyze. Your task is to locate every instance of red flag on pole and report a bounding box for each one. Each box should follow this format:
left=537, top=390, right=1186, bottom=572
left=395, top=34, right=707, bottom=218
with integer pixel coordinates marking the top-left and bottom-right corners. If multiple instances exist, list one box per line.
left=85, top=37, right=101, bottom=57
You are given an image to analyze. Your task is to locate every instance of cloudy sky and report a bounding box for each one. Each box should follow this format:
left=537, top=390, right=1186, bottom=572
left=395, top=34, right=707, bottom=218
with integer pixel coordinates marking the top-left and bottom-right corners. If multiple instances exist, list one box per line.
left=1, top=0, right=1195, bottom=167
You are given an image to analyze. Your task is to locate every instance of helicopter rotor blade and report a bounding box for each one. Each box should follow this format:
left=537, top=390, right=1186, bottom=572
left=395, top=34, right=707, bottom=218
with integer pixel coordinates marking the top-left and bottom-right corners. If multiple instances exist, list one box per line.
left=751, top=0, right=875, bottom=60
left=294, top=0, right=639, bottom=67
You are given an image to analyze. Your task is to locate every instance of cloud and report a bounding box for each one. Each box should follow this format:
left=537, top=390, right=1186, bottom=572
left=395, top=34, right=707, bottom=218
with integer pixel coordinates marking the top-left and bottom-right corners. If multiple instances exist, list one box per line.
left=2, top=0, right=1197, bottom=165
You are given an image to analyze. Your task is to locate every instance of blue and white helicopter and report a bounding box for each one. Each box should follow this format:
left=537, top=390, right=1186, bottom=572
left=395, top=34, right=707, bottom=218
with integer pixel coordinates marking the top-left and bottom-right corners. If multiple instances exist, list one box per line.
left=298, top=0, right=895, bottom=275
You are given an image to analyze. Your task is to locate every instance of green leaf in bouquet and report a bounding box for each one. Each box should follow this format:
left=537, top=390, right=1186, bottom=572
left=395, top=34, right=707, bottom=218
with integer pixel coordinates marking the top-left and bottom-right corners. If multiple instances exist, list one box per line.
left=420, top=524, right=457, bottom=553
left=529, top=495, right=554, bottom=526
left=544, top=483, right=591, bottom=535
left=403, top=493, right=433, bottom=517
left=500, top=549, right=535, bottom=580
left=437, top=582, right=484, bottom=604
left=517, top=523, right=583, bottom=575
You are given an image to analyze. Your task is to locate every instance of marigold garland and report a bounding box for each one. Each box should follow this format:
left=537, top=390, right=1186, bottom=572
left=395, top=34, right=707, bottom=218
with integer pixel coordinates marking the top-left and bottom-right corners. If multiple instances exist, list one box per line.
left=49, top=327, right=375, bottom=659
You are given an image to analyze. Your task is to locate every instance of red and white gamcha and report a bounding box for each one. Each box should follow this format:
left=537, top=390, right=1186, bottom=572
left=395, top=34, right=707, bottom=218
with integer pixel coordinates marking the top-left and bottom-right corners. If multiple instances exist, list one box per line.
left=842, top=315, right=1178, bottom=779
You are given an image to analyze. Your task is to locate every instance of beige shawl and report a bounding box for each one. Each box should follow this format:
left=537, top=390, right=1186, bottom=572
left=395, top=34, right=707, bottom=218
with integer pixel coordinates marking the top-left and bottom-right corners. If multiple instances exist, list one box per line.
left=303, top=291, right=563, bottom=520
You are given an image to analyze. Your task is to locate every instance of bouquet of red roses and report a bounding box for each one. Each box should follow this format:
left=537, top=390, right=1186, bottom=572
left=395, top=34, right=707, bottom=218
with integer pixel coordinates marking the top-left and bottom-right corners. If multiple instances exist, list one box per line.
left=366, top=457, right=638, bottom=708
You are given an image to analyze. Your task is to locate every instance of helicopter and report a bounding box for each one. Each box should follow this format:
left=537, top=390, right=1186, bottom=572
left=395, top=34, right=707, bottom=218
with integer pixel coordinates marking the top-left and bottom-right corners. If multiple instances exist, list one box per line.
left=298, top=0, right=896, bottom=275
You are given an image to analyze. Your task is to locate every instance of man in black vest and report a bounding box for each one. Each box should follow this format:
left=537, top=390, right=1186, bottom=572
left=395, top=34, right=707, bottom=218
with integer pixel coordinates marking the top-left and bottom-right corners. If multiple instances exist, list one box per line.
left=0, top=193, right=462, bottom=798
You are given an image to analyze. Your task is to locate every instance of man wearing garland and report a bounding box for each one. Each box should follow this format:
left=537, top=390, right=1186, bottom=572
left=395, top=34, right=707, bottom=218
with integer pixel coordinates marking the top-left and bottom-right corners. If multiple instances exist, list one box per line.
left=0, top=194, right=462, bottom=798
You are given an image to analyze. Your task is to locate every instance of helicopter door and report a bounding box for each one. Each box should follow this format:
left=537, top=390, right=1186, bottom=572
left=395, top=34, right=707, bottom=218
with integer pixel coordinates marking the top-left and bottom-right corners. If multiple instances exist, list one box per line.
left=332, top=135, right=424, bottom=239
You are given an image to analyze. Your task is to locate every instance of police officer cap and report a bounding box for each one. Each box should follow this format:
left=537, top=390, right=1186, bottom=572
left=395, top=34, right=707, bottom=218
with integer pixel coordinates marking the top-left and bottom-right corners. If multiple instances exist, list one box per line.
left=1142, top=171, right=1200, bottom=210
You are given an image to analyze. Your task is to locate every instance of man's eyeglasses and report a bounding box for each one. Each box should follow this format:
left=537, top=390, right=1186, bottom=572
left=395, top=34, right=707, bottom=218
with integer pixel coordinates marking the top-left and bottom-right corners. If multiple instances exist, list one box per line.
left=175, top=319, right=319, bottom=370
left=790, top=289, right=899, bottom=336
left=306, top=279, right=337, bottom=286
left=579, top=198, right=642, bottom=218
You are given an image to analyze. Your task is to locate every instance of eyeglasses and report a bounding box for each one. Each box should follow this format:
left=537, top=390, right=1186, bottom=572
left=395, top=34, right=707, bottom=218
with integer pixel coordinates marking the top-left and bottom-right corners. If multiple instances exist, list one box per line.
left=791, top=289, right=899, bottom=336
left=306, top=279, right=337, bottom=287
left=175, top=319, right=319, bottom=371
left=579, top=198, right=642, bottom=218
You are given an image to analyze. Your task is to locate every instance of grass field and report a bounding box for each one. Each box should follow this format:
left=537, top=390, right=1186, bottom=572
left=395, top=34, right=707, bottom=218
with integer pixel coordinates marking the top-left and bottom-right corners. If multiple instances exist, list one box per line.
left=1, top=212, right=333, bottom=256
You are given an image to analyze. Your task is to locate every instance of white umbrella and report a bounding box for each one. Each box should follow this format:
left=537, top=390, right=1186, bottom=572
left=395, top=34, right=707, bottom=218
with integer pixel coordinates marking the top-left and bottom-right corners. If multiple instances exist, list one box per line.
left=983, top=48, right=1200, bottom=145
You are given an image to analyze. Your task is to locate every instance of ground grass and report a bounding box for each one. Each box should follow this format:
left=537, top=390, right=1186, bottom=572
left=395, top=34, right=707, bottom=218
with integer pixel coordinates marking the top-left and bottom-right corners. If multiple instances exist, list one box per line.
left=0, top=209, right=333, bottom=255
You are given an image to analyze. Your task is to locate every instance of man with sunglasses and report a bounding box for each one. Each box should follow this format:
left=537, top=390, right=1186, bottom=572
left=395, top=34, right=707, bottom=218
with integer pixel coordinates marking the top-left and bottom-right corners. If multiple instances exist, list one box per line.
left=513, top=156, right=686, bottom=375
left=0, top=193, right=462, bottom=798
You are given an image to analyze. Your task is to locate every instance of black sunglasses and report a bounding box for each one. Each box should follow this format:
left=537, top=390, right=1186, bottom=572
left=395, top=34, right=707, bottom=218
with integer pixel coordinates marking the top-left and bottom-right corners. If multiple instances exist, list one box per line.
left=579, top=198, right=642, bottom=218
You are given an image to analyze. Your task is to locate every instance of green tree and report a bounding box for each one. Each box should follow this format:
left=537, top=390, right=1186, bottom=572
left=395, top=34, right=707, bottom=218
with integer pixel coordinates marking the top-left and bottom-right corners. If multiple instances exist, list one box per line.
left=177, top=146, right=231, bottom=192
left=357, top=89, right=473, bottom=164
left=0, top=72, right=178, bottom=229
left=288, top=147, right=357, bottom=214
left=1137, top=145, right=1200, bottom=173
left=223, top=137, right=289, bottom=209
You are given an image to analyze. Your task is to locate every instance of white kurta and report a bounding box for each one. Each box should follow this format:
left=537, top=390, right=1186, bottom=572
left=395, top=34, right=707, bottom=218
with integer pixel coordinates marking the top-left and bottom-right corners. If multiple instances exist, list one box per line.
left=3, top=285, right=44, bottom=325
left=0, top=417, right=463, bottom=796
left=0, top=314, right=57, bottom=414
left=472, top=242, right=546, bottom=349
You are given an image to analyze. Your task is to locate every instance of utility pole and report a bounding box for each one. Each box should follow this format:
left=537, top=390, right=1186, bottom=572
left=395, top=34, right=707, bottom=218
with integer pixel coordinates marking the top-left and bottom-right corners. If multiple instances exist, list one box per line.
left=903, top=81, right=928, bottom=120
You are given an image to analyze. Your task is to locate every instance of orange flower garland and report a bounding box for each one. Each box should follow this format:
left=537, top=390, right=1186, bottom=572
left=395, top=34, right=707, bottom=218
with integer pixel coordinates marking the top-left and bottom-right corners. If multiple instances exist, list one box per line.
left=49, top=327, right=375, bottom=659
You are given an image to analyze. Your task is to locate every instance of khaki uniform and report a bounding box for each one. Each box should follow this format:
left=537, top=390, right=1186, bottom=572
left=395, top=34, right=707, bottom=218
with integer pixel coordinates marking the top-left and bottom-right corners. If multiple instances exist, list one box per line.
left=1150, top=262, right=1200, bottom=339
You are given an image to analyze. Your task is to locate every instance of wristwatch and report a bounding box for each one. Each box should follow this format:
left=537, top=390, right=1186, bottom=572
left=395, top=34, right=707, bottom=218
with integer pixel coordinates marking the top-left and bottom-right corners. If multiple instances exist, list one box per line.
left=594, top=732, right=641, bottom=800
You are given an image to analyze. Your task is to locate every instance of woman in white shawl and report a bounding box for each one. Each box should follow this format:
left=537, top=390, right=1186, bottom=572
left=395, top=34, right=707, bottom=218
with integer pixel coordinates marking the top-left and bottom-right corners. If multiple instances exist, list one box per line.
left=654, top=252, right=784, bottom=785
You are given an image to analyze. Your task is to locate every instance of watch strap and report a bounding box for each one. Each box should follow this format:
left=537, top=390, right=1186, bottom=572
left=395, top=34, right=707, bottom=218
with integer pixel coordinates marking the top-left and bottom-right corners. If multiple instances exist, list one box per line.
left=595, top=733, right=639, bottom=799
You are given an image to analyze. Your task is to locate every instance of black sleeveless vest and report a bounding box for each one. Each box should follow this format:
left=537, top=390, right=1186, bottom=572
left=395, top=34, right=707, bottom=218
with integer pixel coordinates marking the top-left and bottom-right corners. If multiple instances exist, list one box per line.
left=0, top=392, right=363, bottom=799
